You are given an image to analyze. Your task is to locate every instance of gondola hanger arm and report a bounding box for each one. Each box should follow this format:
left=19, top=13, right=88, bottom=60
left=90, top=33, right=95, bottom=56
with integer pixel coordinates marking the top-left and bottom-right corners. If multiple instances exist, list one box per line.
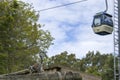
left=104, top=0, right=108, bottom=12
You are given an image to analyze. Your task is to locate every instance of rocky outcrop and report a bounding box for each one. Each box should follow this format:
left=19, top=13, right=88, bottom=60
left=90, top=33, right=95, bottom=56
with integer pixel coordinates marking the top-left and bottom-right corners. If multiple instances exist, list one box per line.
left=0, top=66, right=101, bottom=80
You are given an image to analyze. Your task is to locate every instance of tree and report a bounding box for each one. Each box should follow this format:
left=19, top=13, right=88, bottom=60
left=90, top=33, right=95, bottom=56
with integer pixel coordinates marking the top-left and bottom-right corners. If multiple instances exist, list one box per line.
left=46, top=51, right=76, bottom=68
left=48, top=51, right=114, bottom=80
left=101, top=54, right=114, bottom=80
left=0, top=0, right=53, bottom=74
left=80, top=51, right=114, bottom=80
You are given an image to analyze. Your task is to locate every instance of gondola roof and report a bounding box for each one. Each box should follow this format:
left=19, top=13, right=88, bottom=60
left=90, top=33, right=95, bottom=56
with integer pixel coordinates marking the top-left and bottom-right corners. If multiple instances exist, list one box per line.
left=94, top=12, right=112, bottom=17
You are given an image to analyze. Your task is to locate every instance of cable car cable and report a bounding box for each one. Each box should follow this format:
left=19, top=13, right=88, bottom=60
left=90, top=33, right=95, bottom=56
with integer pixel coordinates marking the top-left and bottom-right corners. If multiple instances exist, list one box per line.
left=38, top=0, right=88, bottom=12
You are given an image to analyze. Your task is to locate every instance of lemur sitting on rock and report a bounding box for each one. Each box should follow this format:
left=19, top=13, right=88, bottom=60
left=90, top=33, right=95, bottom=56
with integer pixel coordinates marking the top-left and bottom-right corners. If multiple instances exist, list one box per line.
left=29, top=63, right=44, bottom=74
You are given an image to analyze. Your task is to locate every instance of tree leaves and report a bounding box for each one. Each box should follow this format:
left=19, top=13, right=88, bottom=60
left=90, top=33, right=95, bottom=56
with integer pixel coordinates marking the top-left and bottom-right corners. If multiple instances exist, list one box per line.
left=47, top=51, right=114, bottom=80
left=0, top=0, right=53, bottom=74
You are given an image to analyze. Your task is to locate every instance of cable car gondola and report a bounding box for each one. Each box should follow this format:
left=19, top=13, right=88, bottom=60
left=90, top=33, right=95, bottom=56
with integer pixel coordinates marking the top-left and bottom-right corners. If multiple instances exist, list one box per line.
left=91, top=0, right=113, bottom=35
left=92, top=12, right=113, bottom=35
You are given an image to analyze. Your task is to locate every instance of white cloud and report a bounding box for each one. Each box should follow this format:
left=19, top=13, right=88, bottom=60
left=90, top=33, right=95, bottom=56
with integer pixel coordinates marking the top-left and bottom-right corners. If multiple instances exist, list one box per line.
left=21, top=0, right=114, bottom=58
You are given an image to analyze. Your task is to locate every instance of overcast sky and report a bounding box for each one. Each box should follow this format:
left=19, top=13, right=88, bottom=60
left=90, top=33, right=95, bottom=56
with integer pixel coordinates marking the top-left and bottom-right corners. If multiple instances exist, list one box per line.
left=21, top=0, right=114, bottom=58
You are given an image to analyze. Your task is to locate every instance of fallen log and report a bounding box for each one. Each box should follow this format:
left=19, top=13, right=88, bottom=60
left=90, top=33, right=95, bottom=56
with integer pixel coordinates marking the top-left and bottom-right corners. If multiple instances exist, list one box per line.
left=5, top=69, right=30, bottom=76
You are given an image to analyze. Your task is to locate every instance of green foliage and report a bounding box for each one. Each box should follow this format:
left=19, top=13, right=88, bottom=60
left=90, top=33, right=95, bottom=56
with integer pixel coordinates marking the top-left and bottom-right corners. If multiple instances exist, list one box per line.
left=47, top=51, right=114, bottom=80
left=45, top=51, right=76, bottom=68
left=0, top=0, right=53, bottom=74
left=78, top=51, right=114, bottom=80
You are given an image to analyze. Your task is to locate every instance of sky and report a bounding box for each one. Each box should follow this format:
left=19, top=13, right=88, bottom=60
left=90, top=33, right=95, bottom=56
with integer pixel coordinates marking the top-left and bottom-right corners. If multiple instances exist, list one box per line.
left=21, top=0, right=114, bottom=58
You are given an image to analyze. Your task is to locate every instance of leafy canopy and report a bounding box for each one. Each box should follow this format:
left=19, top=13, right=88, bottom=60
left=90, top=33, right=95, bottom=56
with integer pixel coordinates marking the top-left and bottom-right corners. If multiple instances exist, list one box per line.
left=0, top=0, right=53, bottom=74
